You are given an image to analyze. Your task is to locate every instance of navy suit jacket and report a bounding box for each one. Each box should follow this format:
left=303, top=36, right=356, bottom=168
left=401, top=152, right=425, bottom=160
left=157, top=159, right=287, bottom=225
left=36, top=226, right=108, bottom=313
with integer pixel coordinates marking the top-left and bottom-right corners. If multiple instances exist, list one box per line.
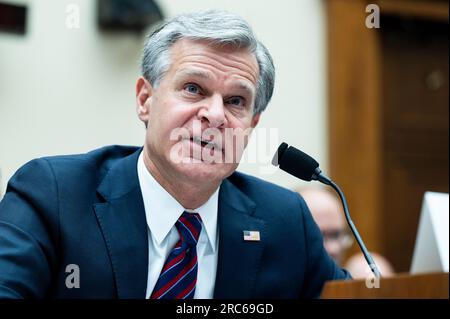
left=0, top=146, right=350, bottom=298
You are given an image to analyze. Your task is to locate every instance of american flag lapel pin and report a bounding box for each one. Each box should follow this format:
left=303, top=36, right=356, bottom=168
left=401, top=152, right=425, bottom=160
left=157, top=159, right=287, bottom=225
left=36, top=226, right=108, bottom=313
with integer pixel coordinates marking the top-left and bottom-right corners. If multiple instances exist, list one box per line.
left=243, top=230, right=260, bottom=241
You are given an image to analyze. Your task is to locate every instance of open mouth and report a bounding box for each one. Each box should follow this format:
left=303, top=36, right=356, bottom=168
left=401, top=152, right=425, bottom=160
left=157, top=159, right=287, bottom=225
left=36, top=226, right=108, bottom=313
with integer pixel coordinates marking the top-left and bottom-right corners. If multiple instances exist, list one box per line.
left=191, top=136, right=221, bottom=150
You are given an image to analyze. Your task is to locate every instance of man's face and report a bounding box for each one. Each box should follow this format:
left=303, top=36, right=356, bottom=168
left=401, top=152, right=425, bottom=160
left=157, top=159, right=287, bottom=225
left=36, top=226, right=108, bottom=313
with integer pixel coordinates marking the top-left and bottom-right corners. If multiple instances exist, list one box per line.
left=136, top=39, right=261, bottom=187
left=313, top=211, right=348, bottom=264
left=301, top=190, right=351, bottom=265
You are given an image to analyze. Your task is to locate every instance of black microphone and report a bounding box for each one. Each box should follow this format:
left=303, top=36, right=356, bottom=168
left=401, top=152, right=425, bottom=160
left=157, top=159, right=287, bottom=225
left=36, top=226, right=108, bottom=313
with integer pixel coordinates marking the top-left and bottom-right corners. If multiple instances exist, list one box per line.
left=272, top=142, right=381, bottom=278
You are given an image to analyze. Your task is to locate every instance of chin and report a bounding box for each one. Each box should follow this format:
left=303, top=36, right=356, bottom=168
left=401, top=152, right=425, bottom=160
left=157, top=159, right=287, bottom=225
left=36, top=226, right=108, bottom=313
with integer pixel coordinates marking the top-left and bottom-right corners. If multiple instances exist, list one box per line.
left=177, top=161, right=234, bottom=185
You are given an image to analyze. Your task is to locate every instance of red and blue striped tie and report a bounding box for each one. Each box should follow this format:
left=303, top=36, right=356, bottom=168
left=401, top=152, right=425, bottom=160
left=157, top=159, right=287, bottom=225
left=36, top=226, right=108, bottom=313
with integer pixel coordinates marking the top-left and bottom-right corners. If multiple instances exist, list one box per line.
left=150, top=211, right=202, bottom=299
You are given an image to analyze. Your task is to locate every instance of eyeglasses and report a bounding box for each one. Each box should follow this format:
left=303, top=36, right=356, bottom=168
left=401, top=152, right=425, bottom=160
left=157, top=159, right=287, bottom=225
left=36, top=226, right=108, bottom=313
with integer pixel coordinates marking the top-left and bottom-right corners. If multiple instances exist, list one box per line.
left=322, top=230, right=353, bottom=248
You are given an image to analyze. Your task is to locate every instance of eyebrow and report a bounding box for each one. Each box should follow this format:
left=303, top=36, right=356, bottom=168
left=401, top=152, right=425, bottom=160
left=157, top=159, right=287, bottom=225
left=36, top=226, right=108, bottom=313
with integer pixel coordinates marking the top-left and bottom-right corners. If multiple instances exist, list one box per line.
left=175, top=69, right=256, bottom=98
left=234, top=82, right=255, bottom=98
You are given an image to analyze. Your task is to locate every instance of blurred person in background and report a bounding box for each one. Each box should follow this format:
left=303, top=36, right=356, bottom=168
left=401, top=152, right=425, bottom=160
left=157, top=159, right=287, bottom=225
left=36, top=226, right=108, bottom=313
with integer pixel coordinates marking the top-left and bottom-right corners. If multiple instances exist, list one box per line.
left=299, top=187, right=395, bottom=279
left=299, top=187, right=352, bottom=266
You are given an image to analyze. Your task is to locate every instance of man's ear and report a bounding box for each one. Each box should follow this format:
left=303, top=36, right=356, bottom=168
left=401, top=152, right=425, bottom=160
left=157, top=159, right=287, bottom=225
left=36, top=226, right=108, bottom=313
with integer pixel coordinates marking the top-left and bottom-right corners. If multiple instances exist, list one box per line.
left=251, top=113, right=261, bottom=128
left=136, top=76, right=153, bottom=125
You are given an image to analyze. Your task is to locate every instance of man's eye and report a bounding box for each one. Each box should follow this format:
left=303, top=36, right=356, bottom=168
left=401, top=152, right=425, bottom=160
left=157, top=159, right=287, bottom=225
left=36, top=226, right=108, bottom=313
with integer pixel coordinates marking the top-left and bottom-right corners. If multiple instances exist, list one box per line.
left=184, top=84, right=201, bottom=94
left=227, top=97, right=245, bottom=107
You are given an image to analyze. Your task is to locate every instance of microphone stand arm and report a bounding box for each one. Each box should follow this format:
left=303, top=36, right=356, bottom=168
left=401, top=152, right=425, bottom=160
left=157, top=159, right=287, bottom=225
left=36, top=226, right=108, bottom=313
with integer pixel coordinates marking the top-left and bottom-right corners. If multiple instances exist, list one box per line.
left=312, top=168, right=382, bottom=278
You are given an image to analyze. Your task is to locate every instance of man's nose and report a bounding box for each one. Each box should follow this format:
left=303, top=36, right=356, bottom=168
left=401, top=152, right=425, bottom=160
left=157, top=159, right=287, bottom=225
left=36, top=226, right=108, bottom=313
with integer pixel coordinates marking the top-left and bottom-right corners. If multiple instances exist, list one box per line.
left=198, top=94, right=227, bottom=128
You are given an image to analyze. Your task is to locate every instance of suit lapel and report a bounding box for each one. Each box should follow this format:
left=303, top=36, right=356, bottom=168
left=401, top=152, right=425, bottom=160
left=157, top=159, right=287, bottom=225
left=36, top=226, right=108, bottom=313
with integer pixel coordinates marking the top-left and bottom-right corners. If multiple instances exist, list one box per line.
left=94, top=149, right=149, bottom=299
left=92, top=149, right=266, bottom=299
left=214, top=178, right=267, bottom=299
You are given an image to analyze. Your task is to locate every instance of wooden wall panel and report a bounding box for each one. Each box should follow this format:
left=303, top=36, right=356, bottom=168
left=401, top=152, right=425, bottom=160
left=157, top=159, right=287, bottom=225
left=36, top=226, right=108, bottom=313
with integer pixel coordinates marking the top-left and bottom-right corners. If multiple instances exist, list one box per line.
left=327, top=0, right=449, bottom=271
left=327, top=0, right=384, bottom=257
left=381, top=17, right=449, bottom=270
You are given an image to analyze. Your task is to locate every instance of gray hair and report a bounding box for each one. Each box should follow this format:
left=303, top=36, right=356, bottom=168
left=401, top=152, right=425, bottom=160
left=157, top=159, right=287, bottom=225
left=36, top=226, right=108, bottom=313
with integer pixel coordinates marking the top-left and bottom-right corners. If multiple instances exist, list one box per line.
left=140, top=10, right=275, bottom=115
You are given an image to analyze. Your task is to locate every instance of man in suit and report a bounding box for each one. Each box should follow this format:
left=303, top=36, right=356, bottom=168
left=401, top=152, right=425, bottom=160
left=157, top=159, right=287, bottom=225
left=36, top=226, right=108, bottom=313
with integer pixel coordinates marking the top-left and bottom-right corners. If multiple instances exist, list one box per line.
left=0, top=10, right=350, bottom=299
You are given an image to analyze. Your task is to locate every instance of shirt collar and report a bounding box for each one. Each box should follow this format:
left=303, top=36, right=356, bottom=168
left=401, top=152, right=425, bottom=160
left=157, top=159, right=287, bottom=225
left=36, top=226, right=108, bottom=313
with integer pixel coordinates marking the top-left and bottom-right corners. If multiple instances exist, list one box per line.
left=137, top=151, right=219, bottom=252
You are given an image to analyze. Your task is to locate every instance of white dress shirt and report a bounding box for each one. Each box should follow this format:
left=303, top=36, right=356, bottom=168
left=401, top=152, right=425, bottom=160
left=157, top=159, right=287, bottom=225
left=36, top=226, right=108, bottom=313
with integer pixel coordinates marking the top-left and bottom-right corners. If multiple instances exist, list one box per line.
left=137, top=151, right=219, bottom=299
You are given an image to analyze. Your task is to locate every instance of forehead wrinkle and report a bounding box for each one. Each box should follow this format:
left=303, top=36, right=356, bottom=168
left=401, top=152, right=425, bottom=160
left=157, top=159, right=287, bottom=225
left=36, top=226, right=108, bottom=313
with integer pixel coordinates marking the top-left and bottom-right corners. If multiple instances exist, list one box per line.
left=174, top=59, right=257, bottom=94
left=173, top=50, right=259, bottom=85
left=201, top=53, right=258, bottom=85
left=174, top=68, right=213, bottom=81
left=169, top=38, right=259, bottom=81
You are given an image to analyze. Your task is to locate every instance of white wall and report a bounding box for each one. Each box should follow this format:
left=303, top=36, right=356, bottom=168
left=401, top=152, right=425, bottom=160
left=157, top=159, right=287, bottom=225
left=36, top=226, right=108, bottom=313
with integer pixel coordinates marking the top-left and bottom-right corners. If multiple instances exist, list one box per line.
left=0, top=0, right=327, bottom=197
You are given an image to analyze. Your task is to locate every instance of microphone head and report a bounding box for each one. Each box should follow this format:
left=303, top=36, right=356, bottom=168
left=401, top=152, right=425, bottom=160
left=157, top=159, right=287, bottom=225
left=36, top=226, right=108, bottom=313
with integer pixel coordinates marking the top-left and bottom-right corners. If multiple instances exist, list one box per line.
left=271, top=142, right=289, bottom=166
left=272, top=143, right=319, bottom=181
